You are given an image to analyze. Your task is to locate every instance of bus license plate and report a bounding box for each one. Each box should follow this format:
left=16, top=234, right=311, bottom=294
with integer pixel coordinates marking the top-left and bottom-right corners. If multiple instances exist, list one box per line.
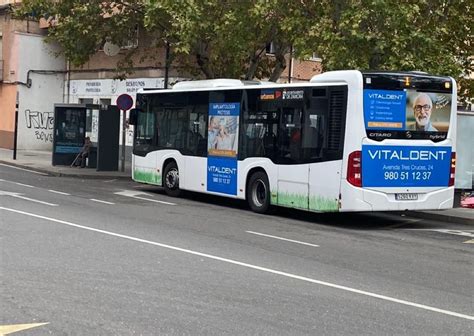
left=396, top=193, right=418, bottom=201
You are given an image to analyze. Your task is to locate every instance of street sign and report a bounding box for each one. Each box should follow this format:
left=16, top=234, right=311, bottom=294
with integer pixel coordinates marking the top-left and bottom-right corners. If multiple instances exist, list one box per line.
left=116, top=94, right=134, bottom=111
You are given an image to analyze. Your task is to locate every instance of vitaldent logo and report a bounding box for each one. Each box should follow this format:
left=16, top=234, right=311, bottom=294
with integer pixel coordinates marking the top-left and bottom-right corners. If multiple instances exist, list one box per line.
left=368, top=149, right=448, bottom=161
left=368, top=93, right=404, bottom=100
left=208, top=166, right=237, bottom=174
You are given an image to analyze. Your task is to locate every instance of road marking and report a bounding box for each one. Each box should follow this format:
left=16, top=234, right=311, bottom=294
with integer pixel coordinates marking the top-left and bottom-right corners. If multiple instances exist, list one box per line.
left=0, top=190, right=58, bottom=206
left=13, top=182, right=35, bottom=188
left=0, top=163, right=49, bottom=175
left=90, top=198, right=115, bottom=205
left=0, top=322, right=49, bottom=335
left=246, top=231, right=320, bottom=247
left=48, top=190, right=71, bottom=196
left=0, top=179, right=35, bottom=188
left=405, top=229, right=474, bottom=238
left=1, top=206, right=473, bottom=322
left=463, top=239, right=474, bottom=244
left=10, top=195, right=58, bottom=206
left=115, top=190, right=176, bottom=205
left=436, top=229, right=474, bottom=238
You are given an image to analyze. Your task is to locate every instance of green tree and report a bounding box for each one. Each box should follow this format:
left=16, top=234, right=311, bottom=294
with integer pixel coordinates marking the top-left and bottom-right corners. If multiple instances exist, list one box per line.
left=143, top=0, right=305, bottom=81
left=17, top=0, right=472, bottom=101
left=294, top=0, right=473, bottom=103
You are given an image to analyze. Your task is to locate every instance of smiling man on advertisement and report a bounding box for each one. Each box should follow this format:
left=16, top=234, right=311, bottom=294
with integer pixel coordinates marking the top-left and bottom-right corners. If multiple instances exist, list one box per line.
left=409, top=93, right=438, bottom=131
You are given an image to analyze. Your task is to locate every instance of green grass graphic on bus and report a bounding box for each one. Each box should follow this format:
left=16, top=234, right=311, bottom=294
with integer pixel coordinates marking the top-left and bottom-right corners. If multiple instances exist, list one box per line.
left=272, top=192, right=338, bottom=212
left=309, top=196, right=339, bottom=211
left=134, top=169, right=162, bottom=185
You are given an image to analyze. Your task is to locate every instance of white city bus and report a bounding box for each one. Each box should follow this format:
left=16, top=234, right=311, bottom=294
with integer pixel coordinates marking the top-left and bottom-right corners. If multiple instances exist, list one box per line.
left=129, top=70, right=456, bottom=213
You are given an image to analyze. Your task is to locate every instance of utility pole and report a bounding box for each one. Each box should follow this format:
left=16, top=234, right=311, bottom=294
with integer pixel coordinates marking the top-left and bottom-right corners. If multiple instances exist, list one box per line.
left=13, top=92, right=19, bottom=160
left=288, top=45, right=293, bottom=84
left=164, top=41, right=170, bottom=89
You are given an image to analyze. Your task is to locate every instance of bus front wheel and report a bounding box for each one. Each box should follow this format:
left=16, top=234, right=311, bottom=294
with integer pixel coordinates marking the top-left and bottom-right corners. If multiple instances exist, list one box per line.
left=163, top=161, right=181, bottom=197
left=247, top=171, right=271, bottom=214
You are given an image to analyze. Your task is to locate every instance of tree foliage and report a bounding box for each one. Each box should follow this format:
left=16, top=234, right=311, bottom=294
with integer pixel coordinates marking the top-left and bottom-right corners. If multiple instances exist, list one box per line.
left=17, top=1, right=147, bottom=67
left=295, top=0, right=473, bottom=103
left=16, top=0, right=472, bottom=101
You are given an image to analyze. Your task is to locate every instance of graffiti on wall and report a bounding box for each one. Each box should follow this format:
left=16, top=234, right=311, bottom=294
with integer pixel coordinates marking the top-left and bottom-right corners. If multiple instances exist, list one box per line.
left=25, top=109, right=54, bottom=143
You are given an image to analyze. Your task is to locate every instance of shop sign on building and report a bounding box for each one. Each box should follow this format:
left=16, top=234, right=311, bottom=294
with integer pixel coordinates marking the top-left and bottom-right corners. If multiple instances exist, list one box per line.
left=70, top=78, right=165, bottom=97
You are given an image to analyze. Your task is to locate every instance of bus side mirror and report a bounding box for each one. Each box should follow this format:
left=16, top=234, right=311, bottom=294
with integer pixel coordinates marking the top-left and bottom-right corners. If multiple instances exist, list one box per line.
left=129, top=108, right=141, bottom=125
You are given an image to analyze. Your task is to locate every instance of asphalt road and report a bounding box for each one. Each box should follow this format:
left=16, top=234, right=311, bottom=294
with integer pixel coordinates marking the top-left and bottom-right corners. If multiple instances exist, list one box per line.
left=1, top=163, right=473, bottom=335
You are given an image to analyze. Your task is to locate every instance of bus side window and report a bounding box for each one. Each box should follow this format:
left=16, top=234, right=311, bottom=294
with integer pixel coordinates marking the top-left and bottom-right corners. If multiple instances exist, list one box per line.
left=188, top=104, right=207, bottom=156
left=136, top=110, right=155, bottom=145
left=278, top=107, right=302, bottom=163
left=302, top=113, right=324, bottom=160
left=300, top=96, right=329, bottom=162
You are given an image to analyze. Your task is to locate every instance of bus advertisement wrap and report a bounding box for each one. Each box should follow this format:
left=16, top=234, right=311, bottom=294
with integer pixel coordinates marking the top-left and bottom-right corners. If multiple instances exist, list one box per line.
left=207, top=103, right=240, bottom=195
left=363, top=89, right=452, bottom=133
left=362, top=145, right=452, bottom=187
left=207, top=157, right=238, bottom=195
left=364, top=89, right=406, bottom=130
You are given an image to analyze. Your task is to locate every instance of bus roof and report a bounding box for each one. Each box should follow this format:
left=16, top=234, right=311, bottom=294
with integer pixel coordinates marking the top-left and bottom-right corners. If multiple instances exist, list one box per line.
left=136, top=70, right=453, bottom=95
left=138, top=78, right=348, bottom=95
left=173, top=78, right=253, bottom=89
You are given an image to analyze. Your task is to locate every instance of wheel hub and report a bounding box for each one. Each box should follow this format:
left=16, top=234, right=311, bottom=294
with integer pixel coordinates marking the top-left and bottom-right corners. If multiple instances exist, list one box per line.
left=252, top=179, right=267, bottom=207
left=165, top=169, right=179, bottom=189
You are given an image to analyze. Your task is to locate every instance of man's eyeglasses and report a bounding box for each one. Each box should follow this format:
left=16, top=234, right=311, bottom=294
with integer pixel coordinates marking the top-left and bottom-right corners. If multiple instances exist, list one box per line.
left=414, top=104, right=432, bottom=112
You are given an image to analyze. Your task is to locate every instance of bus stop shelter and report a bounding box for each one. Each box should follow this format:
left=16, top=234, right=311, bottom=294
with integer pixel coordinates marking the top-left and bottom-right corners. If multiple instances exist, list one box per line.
left=52, top=104, right=120, bottom=171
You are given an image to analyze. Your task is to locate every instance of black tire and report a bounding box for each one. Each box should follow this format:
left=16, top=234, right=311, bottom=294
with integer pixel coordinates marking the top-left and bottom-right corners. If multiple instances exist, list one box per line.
left=163, top=161, right=181, bottom=197
left=247, top=171, right=271, bottom=214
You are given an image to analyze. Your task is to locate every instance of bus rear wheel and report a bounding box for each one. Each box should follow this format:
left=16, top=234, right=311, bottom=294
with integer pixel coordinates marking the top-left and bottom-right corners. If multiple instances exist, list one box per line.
left=247, top=171, right=271, bottom=214
left=163, top=161, right=181, bottom=197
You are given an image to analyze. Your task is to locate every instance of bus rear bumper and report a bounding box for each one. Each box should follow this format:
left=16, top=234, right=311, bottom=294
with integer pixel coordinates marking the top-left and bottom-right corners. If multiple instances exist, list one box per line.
left=340, top=181, right=454, bottom=211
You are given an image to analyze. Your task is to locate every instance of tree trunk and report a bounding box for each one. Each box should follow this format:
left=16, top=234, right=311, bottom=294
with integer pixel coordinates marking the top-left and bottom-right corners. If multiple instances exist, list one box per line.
left=245, top=46, right=266, bottom=80
left=269, top=46, right=288, bottom=82
left=368, top=51, right=382, bottom=70
left=195, top=53, right=214, bottom=78
left=194, top=41, right=214, bottom=78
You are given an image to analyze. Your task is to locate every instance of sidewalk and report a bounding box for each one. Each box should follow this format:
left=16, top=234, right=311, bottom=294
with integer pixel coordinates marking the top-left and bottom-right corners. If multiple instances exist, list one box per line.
left=0, top=148, right=131, bottom=180
left=0, top=148, right=472, bottom=224
left=405, top=208, right=473, bottom=225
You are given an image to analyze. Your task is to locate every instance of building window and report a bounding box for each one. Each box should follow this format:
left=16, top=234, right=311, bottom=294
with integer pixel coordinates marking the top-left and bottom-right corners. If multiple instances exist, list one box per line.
left=265, top=42, right=276, bottom=55
left=99, top=99, right=111, bottom=109
left=307, top=52, right=322, bottom=62
left=121, top=25, right=139, bottom=50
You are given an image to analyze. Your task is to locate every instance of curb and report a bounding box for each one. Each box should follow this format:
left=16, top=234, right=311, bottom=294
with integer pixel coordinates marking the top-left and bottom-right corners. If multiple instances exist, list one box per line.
left=0, top=160, right=54, bottom=176
left=0, top=160, right=131, bottom=180
left=405, top=210, right=473, bottom=225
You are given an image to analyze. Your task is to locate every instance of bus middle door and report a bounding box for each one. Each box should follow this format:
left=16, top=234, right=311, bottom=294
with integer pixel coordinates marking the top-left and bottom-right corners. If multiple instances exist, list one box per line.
left=306, top=96, right=342, bottom=212
left=277, top=107, right=310, bottom=210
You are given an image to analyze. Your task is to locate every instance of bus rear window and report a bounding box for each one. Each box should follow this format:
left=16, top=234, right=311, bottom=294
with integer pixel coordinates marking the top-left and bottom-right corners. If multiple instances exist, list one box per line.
left=362, top=73, right=453, bottom=142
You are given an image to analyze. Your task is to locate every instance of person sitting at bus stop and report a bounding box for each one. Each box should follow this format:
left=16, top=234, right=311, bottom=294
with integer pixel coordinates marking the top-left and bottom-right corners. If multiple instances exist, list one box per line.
left=410, top=93, right=438, bottom=131
left=74, top=137, right=92, bottom=168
